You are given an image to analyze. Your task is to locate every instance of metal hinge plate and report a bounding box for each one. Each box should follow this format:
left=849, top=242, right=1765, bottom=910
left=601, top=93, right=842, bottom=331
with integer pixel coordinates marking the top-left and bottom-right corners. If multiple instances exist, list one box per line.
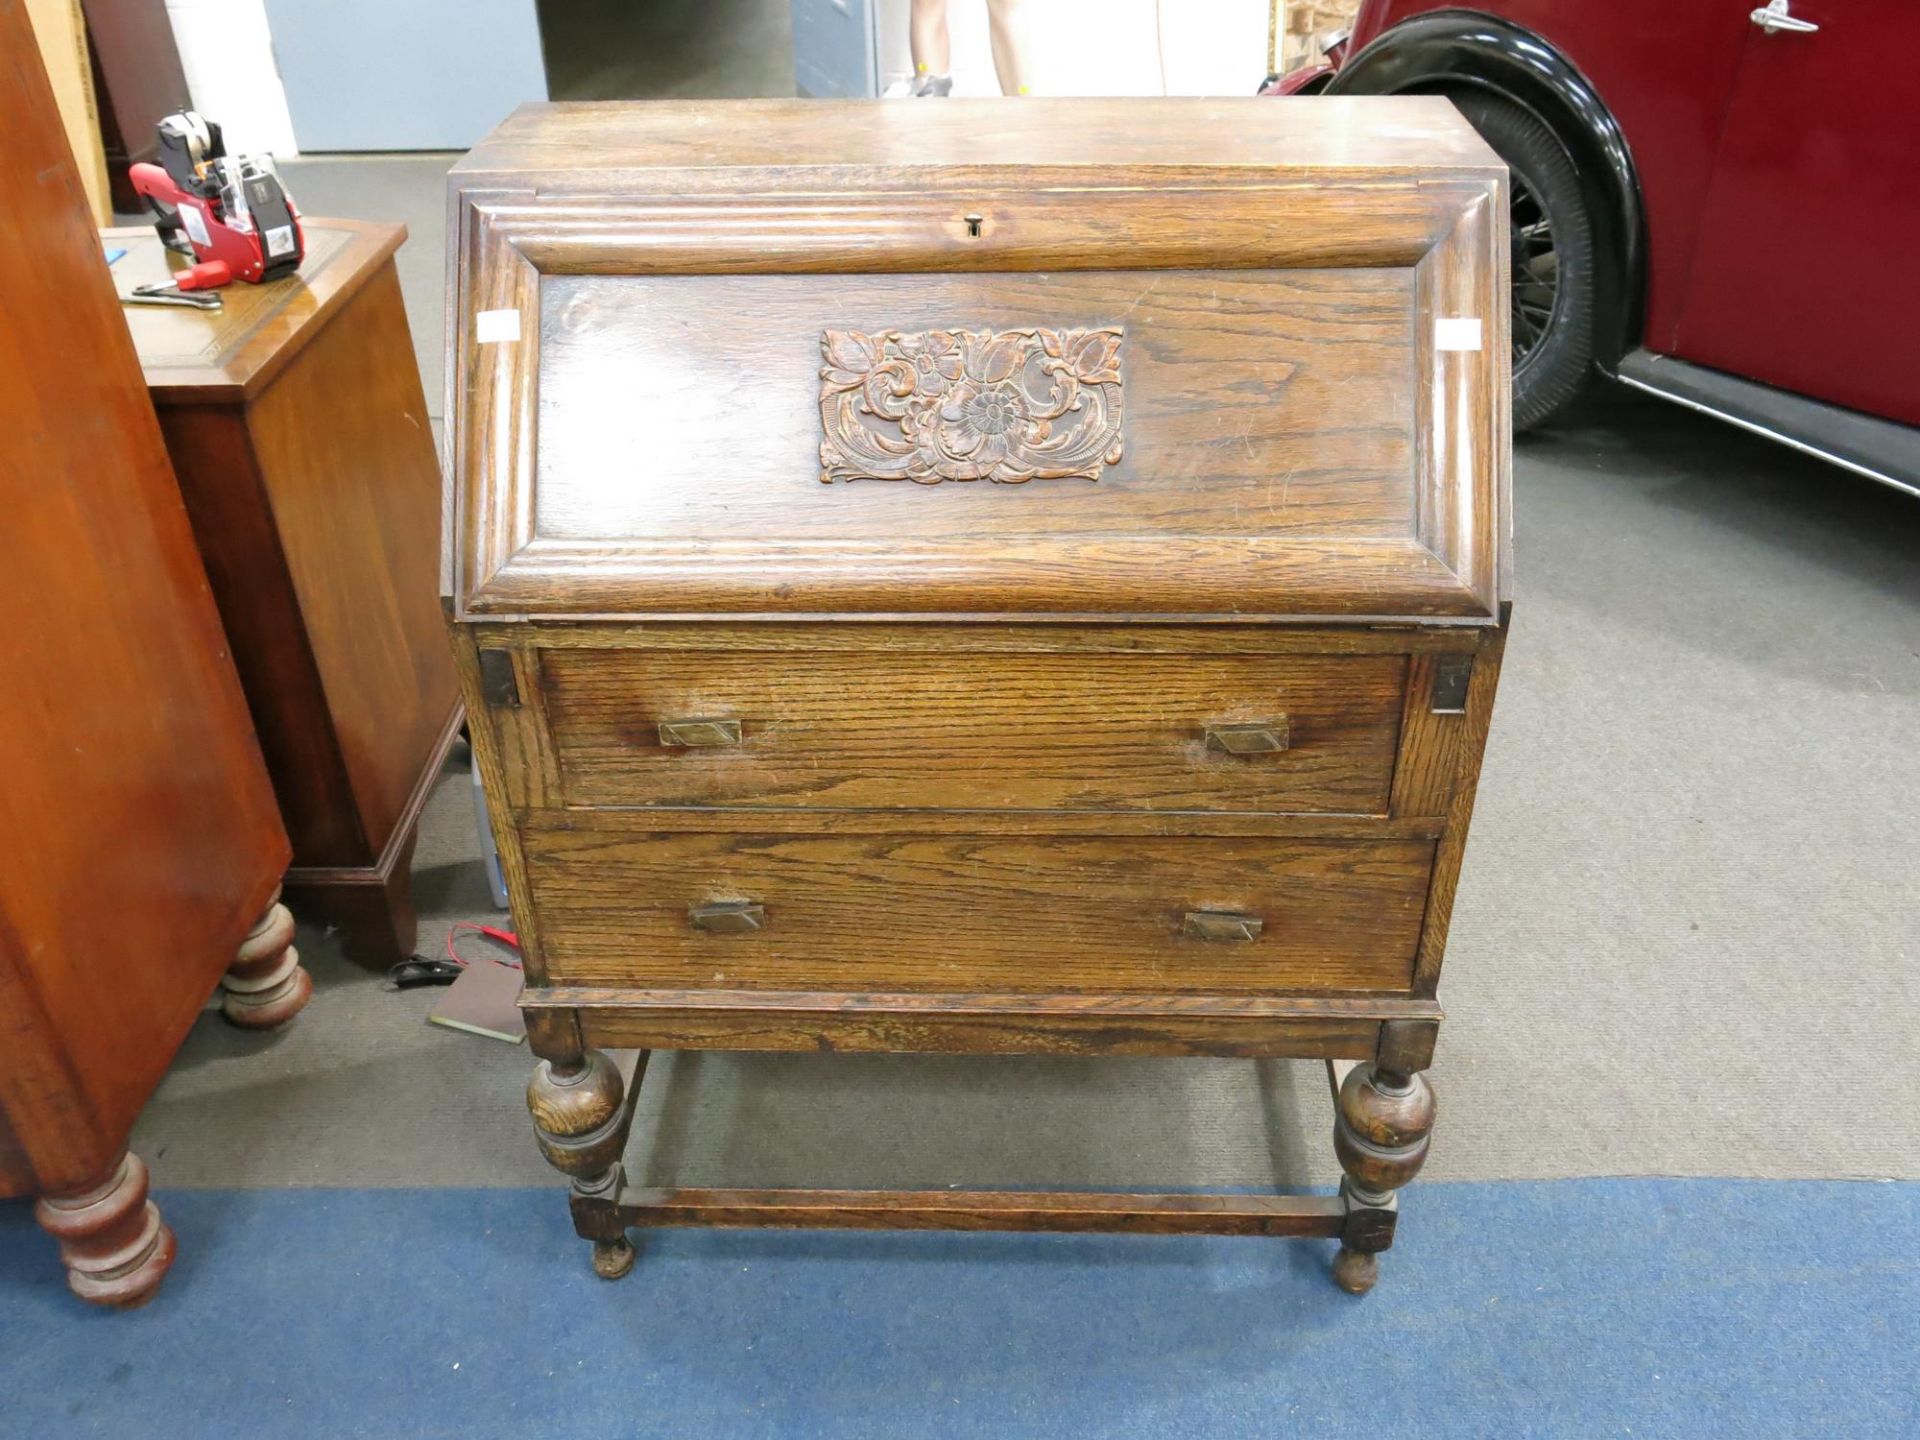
left=478, top=649, right=521, bottom=708
left=1430, top=655, right=1474, bottom=713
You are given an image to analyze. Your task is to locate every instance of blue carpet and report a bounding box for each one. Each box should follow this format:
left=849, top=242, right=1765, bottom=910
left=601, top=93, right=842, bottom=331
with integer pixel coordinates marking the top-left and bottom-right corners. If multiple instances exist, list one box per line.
left=0, top=1180, right=1914, bottom=1438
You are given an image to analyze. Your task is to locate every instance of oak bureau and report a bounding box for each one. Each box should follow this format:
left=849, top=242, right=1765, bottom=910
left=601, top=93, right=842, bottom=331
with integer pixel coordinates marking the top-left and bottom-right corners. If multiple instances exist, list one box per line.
left=446, top=97, right=1510, bottom=1294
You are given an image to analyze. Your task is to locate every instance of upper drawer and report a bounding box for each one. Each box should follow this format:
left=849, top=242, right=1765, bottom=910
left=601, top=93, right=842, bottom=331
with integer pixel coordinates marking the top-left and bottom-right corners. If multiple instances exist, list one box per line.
left=541, top=648, right=1405, bottom=814
left=447, top=98, right=1509, bottom=623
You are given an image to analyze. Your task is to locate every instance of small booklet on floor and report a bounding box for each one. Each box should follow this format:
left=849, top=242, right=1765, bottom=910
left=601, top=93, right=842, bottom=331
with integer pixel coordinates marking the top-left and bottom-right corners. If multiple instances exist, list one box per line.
left=428, top=961, right=527, bottom=1044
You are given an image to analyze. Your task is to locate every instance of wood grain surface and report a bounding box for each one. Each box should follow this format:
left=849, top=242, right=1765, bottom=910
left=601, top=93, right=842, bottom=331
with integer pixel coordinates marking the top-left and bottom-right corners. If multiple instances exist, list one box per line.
left=455, top=96, right=1504, bottom=180
left=161, top=259, right=457, bottom=865
left=447, top=99, right=1508, bottom=623
left=613, top=1186, right=1349, bottom=1237
left=817, top=324, right=1126, bottom=485
left=537, top=984, right=1441, bottom=1059
left=450, top=98, right=1514, bottom=1268
left=148, top=239, right=458, bottom=962
left=519, top=807, right=1445, bottom=841
left=104, top=221, right=394, bottom=398
left=541, top=647, right=1406, bottom=814
left=1413, top=608, right=1511, bottom=994
left=525, top=829, right=1432, bottom=993
left=535, top=269, right=1414, bottom=542
left=477, top=263, right=1469, bottom=619
left=1, top=4, right=286, bottom=1197
left=475, top=622, right=1480, bottom=654
left=1389, top=652, right=1467, bottom=819
left=242, top=261, right=459, bottom=862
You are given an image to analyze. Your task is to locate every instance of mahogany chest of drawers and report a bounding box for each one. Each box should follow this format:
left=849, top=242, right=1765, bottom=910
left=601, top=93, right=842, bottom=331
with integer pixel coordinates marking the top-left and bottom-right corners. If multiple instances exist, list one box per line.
left=112, top=218, right=462, bottom=967
left=446, top=97, right=1510, bottom=1293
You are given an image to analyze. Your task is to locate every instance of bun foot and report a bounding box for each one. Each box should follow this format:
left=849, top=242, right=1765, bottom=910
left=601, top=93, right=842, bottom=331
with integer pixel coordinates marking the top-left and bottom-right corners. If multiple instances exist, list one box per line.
left=592, top=1236, right=636, bottom=1280
left=222, top=893, right=313, bottom=1030
left=34, top=1153, right=178, bottom=1308
left=1332, top=1245, right=1379, bottom=1295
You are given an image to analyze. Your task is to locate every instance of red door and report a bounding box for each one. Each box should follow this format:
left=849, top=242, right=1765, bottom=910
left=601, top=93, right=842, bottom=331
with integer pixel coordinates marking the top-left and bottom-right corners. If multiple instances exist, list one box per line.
left=1671, top=0, right=1920, bottom=425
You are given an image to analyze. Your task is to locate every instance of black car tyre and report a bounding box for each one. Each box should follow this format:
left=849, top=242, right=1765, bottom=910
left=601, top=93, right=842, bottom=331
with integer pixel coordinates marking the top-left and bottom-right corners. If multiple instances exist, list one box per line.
left=1446, top=90, right=1597, bottom=431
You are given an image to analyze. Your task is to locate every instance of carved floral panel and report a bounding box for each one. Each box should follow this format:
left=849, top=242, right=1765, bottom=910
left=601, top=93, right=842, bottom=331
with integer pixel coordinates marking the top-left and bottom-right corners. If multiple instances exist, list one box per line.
left=818, top=326, right=1124, bottom=484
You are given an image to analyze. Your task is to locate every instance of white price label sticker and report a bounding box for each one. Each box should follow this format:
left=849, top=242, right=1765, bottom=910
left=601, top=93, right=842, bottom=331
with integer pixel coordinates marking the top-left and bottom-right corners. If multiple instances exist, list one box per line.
left=265, top=225, right=296, bottom=258
left=475, top=309, right=521, bottom=344
left=179, top=203, right=211, bottom=249
left=1434, top=317, right=1483, bottom=353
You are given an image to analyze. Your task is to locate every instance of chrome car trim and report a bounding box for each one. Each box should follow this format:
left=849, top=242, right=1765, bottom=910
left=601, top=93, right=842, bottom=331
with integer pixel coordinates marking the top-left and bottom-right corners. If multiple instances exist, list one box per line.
left=1617, top=351, right=1919, bottom=498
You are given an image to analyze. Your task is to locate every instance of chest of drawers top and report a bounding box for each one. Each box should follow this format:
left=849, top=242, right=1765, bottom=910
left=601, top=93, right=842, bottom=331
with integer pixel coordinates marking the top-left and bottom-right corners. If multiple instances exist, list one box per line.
left=444, top=97, right=1509, bottom=626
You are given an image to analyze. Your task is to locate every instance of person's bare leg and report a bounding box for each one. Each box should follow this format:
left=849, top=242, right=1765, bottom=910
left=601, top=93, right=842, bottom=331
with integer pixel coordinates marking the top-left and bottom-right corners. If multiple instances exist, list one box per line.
left=986, top=0, right=1029, bottom=95
left=911, top=0, right=952, bottom=91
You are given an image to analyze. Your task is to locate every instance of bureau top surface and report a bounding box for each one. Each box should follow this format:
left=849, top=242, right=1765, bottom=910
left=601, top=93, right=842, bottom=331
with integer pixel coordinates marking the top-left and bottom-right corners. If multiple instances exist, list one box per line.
left=447, top=100, right=1510, bottom=624
left=453, top=97, right=1501, bottom=188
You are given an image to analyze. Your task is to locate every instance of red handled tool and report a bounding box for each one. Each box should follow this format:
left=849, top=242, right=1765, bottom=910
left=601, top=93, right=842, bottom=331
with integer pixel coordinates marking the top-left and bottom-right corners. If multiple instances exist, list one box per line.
left=157, top=259, right=233, bottom=291
left=126, top=259, right=235, bottom=311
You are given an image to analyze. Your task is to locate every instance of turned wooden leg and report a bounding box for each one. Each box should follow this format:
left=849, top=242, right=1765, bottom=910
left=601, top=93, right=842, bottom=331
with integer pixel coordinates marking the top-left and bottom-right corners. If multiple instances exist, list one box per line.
left=34, top=1153, right=178, bottom=1308
left=1330, top=1058, right=1435, bottom=1296
left=528, top=1049, right=641, bottom=1279
left=221, top=887, right=313, bottom=1030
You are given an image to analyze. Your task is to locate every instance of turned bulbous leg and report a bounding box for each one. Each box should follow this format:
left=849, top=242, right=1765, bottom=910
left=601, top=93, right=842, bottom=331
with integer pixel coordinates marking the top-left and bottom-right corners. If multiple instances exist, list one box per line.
left=528, top=1049, right=638, bottom=1278
left=221, top=888, right=313, bottom=1030
left=527, top=1050, right=628, bottom=1177
left=34, top=1153, right=177, bottom=1308
left=1331, top=1062, right=1435, bottom=1296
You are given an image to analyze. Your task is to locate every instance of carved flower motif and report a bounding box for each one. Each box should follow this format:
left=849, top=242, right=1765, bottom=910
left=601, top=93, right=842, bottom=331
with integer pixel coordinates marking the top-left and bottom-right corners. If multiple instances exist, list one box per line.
left=957, top=382, right=1027, bottom=436
left=892, top=330, right=964, bottom=382
left=819, top=326, right=1125, bottom=484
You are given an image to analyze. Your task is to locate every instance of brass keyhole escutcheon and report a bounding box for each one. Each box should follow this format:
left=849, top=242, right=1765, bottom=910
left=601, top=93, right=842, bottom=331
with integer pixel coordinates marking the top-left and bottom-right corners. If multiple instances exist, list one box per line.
left=963, top=213, right=984, bottom=238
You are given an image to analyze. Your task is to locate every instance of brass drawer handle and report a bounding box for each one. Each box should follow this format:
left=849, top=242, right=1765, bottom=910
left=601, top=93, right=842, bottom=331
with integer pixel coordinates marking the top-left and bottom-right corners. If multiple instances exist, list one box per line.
left=1182, top=909, right=1264, bottom=942
left=1205, top=719, right=1290, bottom=756
left=689, top=900, right=765, bottom=933
left=659, top=717, right=742, bottom=748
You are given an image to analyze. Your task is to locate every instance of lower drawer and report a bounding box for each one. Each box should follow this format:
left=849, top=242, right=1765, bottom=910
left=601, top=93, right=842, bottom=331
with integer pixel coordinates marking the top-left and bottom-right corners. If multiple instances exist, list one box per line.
left=525, top=828, right=1433, bottom=995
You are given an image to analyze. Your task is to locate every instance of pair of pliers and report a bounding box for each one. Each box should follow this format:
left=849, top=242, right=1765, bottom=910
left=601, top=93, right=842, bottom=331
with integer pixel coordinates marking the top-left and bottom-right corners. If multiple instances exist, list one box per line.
left=125, top=282, right=222, bottom=311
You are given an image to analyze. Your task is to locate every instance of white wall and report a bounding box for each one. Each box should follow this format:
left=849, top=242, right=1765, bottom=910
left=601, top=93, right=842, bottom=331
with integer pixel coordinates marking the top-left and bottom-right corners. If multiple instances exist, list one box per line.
left=171, top=0, right=547, bottom=155
left=878, top=0, right=1270, bottom=97
left=164, top=0, right=298, bottom=156
left=166, top=0, right=1272, bottom=159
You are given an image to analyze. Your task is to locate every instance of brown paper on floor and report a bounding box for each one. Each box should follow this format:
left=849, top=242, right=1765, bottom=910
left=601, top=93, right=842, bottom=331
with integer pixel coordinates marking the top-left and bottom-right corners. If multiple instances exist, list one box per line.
left=428, top=962, right=526, bottom=1044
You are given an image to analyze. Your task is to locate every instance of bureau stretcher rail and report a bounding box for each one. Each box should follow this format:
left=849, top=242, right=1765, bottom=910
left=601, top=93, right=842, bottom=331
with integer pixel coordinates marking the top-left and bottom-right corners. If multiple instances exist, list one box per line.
left=598, top=1186, right=1349, bottom=1238
left=553, top=1049, right=1408, bottom=1292
left=578, top=1058, right=1373, bottom=1241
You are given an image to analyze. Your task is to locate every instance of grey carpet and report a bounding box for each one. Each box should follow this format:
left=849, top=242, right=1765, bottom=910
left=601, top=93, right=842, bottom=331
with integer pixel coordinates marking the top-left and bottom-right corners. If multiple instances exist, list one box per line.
left=133, top=153, right=1920, bottom=1191
left=278, top=153, right=456, bottom=422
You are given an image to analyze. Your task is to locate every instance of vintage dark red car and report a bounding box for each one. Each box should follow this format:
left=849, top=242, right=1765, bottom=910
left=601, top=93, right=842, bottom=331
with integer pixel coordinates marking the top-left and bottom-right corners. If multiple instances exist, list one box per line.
left=1266, top=2, right=1918, bottom=494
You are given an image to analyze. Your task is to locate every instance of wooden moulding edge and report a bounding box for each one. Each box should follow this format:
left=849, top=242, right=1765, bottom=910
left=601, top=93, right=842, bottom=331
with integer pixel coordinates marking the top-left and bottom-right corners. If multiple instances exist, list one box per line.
left=282, top=701, right=466, bottom=886
left=526, top=988, right=1442, bottom=1059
